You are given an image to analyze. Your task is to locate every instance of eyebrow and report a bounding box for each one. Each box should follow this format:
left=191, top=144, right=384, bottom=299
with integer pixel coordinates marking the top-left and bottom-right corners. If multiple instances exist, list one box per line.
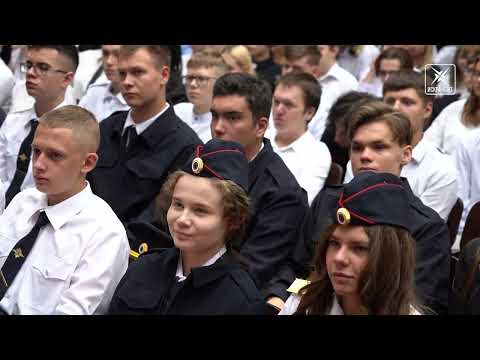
left=211, top=110, right=243, bottom=117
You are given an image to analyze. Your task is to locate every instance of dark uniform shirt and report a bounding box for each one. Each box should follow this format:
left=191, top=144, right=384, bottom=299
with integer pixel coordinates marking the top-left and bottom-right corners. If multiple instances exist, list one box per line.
left=290, top=178, right=451, bottom=315
left=87, top=107, right=202, bottom=246
left=236, top=139, right=308, bottom=300
left=108, top=247, right=268, bottom=315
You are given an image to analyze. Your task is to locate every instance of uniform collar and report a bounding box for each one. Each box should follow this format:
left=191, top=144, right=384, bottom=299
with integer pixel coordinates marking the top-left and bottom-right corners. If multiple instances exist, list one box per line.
left=112, top=105, right=177, bottom=149
left=104, top=83, right=127, bottom=106
left=43, top=182, right=93, bottom=231
left=318, top=62, right=342, bottom=83
left=189, top=250, right=238, bottom=289
left=13, top=98, right=69, bottom=118
left=329, top=295, right=345, bottom=315
left=122, top=103, right=171, bottom=136
left=411, top=136, right=430, bottom=164
left=248, top=138, right=274, bottom=190
left=175, top=246, right=227, bottom=282
left=273, top=130, right=311, bottom=153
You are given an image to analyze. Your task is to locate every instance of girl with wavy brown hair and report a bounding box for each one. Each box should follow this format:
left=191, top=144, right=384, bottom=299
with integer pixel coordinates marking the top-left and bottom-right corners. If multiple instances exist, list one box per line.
left=280, top=171, right=422, bottom=315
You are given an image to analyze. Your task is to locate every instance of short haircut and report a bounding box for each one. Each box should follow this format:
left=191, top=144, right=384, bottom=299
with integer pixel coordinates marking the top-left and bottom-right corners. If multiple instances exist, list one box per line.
left=383, top=70, right=432, bottom=105
left=27, top=45, right=79, bottom=72
left=348, top=100, right=413, bottom=146
left=374, top=47, right=413, bottom=76
left=119, top=45, right=172, bottom=69
left=213, top=73, right=272, bottom=121
left=276, top=71, right=322, bottom=113
left=327, top=91, right=379, bottom=132
left=284, top=45, right=321, bottom=67
left=187, top=50, right=229, bottom=77
left=40, top=105, right=100, bottom=152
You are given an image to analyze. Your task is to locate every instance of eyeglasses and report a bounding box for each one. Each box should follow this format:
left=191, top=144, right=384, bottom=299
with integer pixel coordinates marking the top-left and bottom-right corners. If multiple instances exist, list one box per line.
left=20, top=61, right=69, bottom=76
left=182, top=75, right=217, bottom=86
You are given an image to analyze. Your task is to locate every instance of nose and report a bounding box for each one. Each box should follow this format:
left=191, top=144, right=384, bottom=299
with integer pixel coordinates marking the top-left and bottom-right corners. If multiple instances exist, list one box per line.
left=176, top=209, right=192, bottom=227
left=211, top=118, right=225, bottom=138
left=333, top=245, right=349, bottom=266
left=122, top=73, right=133, bottom=88
left=33, top=152, right=46, bottom=172
left=392, top=99, right=402, bottom=111
left=359, top=147, right=373, bottom=163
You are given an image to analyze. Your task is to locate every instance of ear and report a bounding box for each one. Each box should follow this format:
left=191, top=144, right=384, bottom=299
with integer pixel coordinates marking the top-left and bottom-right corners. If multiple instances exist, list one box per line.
left=424, top=100, right=433, bottom=120
left=160, top=65, right=170, bottom=86
left=81, top=152, right=99, bottom=175
left=400, top=144, right=413, bottom=167
left=255, top=116, right=269, bottom=138
left=63, top=72, right=75, bottom=88
left=304, top=106, right=316, bottom=122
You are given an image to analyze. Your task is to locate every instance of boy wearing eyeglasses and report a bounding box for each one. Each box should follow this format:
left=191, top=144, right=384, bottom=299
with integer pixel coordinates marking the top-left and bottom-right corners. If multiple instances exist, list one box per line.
left=0, top=45, right=78, bottom=208
left=174, top=51, right=229, bottom=143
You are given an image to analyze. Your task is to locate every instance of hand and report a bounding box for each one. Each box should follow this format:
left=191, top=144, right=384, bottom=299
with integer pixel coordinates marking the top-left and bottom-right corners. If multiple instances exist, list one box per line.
left=267, top=296, right=285, bottom=312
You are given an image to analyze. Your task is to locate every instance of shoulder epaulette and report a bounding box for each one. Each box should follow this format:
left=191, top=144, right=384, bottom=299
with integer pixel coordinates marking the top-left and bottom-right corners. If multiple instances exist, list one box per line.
left=287, top=278, right=311, bottom=294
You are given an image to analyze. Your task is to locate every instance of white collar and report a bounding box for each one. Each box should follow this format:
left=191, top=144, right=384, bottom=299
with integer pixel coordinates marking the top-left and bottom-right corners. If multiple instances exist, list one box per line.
left=411, top=136, right=430, bottom=164
left=42, top=182, right=93, bottom=231
left=318, top=62, right=342, bottom=83
left=273, top=130, right=312, bottom=152
left=175, top=246, right=227, bottom=282
left=328, top=295, right=345, bottom=315
left=29, top=98, right=69, bottom=119
left=249, top=141, right=265, bottom=163
left=122, top=103, right=170, bottom=136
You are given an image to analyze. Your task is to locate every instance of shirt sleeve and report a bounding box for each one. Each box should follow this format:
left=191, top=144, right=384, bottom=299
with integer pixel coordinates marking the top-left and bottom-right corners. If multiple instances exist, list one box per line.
left=0, top=120, right=9, bottom=184
left=278, top=293, right=301, bottom=315
left=424, top=106, right=449, bottom=150
left=419, top=157, right=458, bottom=220
left=54, top=226, right=130, bottom=315
left=454, top=138, right=472, bottom=210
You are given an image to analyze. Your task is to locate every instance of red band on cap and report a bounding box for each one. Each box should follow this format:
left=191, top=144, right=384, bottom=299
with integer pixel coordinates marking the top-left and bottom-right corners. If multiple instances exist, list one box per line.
left=201, top=149, right=244, bottom=158
left=342, top=182, right=404, bottom=204
left=203, top=163, right=225, bottom=181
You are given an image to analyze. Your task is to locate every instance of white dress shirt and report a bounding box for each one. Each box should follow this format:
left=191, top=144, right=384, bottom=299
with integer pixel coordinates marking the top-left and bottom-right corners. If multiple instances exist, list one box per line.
left=454, top=128, right=480, bottom=236
left=174, top=102, right=212, bottom=143
left=312, top=63, right=358, bottom=139
left=79, top=75, right=129, bottom=122
left=424, top=99, right=478, bottom=155
left=175, top=246, right=227, bottom=282
left=0, top=58, right=15, bottom=113
left=0, top=179, right=4, bottom=214
left=272, top=131, right=332, bottom=205
left=344, top=137, right=458, bottom=220
left=0, top=99, right=71, bottom=198
left=0, top=183, right=130, bottom=315
left=279, top=292, right=420, bottom=315
left=279, top=293, right=344, bottom=315
left=337, top=45, right=380, bottom=80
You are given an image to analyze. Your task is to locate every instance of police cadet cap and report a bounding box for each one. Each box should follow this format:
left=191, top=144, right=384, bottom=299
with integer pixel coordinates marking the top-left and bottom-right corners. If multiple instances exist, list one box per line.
left=335, top=171, right=410, bottom=231
left=182, top=139, right=249, bottom=192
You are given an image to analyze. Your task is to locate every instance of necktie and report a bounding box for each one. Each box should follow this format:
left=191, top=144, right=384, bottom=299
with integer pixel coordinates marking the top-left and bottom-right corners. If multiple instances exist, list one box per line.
left=5, top=119, right=39, bottom=207
left=0, top=211, right=50, bottom=300
left=123, top=125, right=138, bottom=151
